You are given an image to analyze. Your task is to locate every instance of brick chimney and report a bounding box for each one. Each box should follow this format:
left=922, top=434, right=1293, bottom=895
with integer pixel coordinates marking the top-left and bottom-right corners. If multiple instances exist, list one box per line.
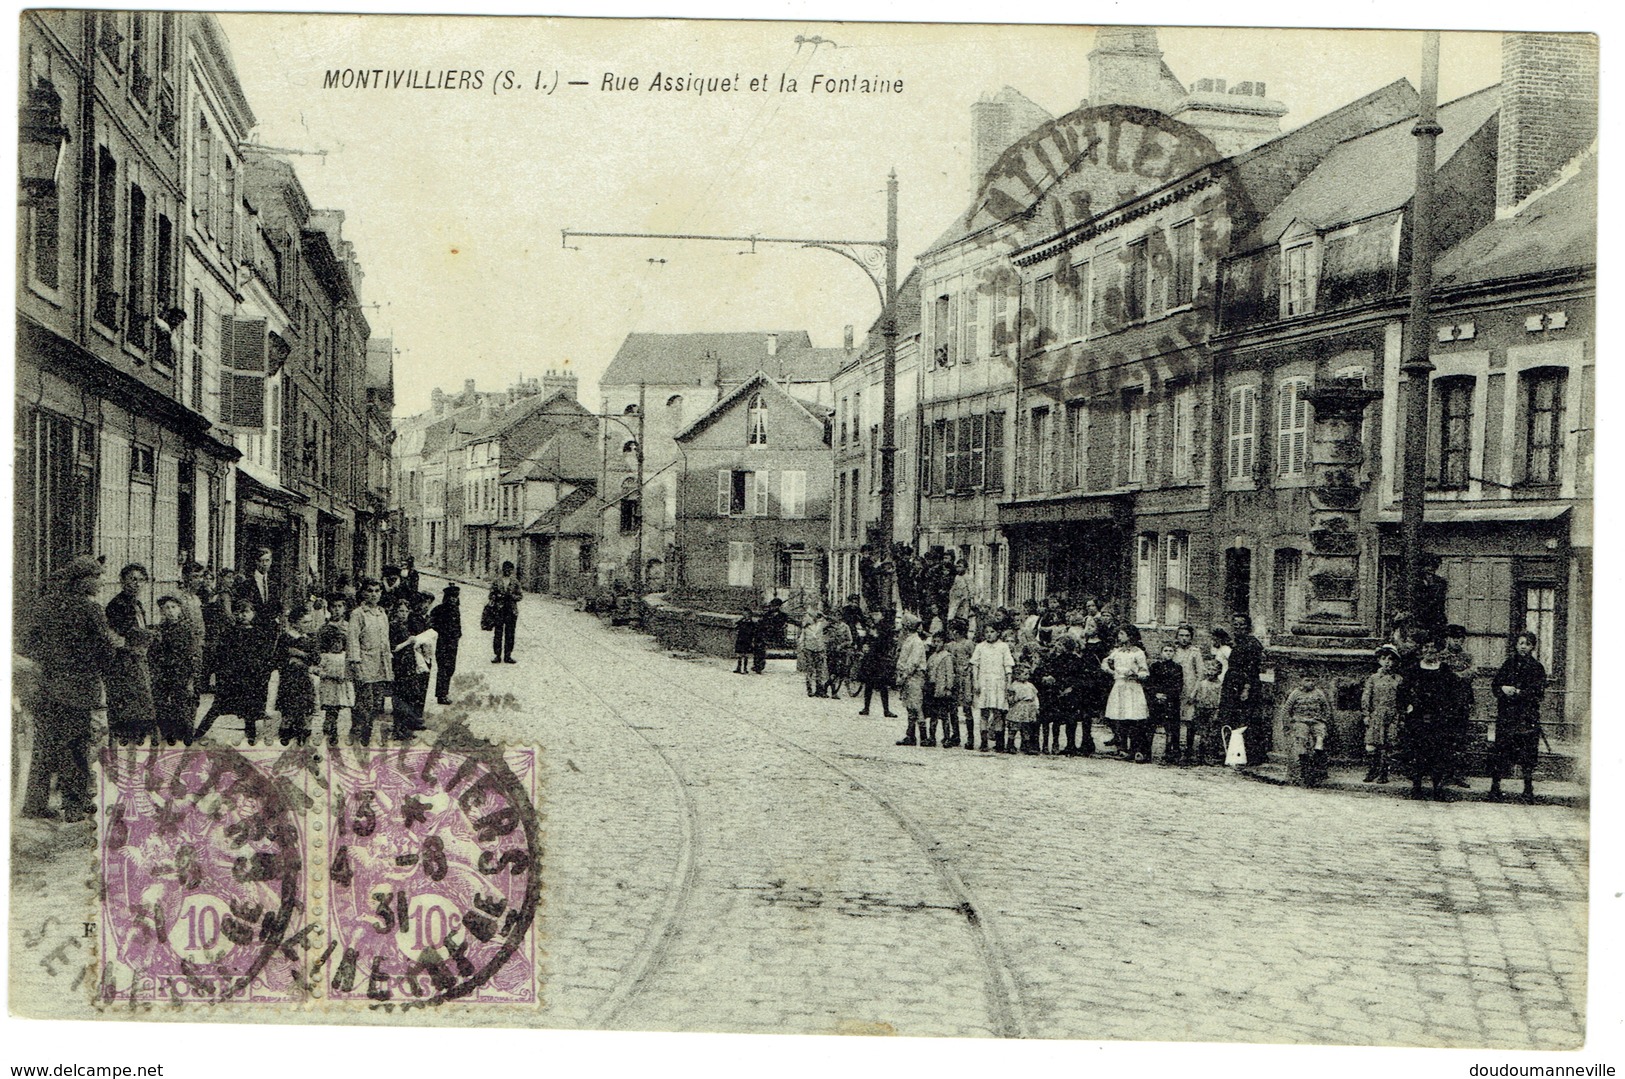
left=843, top=324, right=854, bottom=351
left=431, top=387, right=445, bottom=416
left=1497, top=32, right=1598, bottom=214
left=766, top=333, right=778, bottom=357
left=542, top=367, right=578, bottom=401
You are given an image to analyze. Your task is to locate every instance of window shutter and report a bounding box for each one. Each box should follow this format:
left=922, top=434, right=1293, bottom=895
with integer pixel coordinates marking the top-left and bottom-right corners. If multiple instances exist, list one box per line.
left=717, top=470, right=730, bottom=516
left=963, top=290, right=979, bottom=363
left=781, top=470, right=805, bottom=519
left=754, top=471, right=770, bottom=517
left=1293, top=382, right=1309, bottom=475
left=1243, top=387, right=1257, bottom=477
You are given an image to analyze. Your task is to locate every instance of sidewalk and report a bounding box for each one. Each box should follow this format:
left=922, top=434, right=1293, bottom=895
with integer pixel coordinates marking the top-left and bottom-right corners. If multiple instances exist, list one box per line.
left=1239, top=758, right=1589, bottom=807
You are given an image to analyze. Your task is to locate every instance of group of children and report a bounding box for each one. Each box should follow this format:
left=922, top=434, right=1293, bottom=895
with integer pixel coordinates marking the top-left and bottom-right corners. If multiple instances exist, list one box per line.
left=111, top=573, right=464, bottom=750
left=882, top=619, right=1235, bottom=766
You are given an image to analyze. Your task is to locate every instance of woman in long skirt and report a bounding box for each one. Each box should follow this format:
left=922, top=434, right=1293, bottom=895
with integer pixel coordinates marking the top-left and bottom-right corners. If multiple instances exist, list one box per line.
left=1103, top=626, right=1152, bottom=761
left=971, top=624, right=1014, bottom=752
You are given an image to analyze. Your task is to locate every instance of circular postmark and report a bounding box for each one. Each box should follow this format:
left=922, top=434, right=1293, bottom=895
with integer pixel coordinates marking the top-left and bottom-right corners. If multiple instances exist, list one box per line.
left=315, top=736, right=543, bottom=1008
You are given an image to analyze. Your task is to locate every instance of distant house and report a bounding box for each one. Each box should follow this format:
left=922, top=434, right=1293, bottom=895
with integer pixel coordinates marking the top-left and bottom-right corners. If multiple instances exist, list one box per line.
left=674, top=371, right=834, bottom=610
left=494, top=427, right=601, bottom=597
left=598, top=330, right=849, bottom=588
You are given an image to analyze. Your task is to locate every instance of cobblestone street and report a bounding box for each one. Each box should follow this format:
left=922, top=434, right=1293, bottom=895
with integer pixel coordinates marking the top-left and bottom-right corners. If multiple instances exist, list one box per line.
left=8, top=587, right=1592, bottom=1047
left=459, top=593, right=1589, bottom=1047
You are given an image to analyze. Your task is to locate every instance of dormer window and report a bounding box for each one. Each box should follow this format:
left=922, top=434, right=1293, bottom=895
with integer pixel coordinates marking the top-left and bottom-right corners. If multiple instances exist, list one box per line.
left=1281, top=240, right=1318, bottom=317
left=747, top=392, right=768, bottom=446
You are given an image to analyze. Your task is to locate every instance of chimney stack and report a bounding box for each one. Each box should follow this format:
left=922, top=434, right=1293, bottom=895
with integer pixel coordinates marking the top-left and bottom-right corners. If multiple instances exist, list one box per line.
left=541, top=367, right=579, bottom=402
left=1497, top=32, right=1598, bottom=214
left=463, top=378, right=477, bottom=401
left=766, top=333, right=778, bottom=357
left=843, top=324, right=855, bottom=351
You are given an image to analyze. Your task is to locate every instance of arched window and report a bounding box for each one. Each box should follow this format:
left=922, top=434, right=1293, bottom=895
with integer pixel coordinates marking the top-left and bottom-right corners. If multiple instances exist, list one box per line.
left=747, top=393, right=768, bottom=446
left=666, top=394, right=684, bottom=428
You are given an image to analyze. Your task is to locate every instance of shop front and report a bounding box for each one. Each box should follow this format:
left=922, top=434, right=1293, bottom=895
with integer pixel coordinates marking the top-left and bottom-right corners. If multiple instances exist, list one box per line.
left=998, top=494, right=1132, bottom=609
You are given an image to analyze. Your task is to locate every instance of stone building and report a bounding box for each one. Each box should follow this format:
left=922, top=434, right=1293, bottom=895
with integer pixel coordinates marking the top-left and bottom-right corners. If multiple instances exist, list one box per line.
left=598, top=331, right=846, bottom=589
left=14, top=11, right=390, bottom=623
left=1212, top=33, right=1596, bottom=764
left=16, top=12, right=239, bottom=613
left=830, top=277, right=921, bottom=605
left=673, top=372, right=834, bottom=609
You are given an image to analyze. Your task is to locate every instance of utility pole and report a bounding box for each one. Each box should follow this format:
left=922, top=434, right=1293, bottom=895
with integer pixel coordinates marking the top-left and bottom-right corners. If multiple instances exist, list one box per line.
left=563, top=171, right=901, bottom=555
left=1400, top=31, right=1442, bottom=616
left=879, top=170, right=899, bottom=553
left=635, top=382, right=647, bottom=595
left=550, top=439, right=562, bottom=595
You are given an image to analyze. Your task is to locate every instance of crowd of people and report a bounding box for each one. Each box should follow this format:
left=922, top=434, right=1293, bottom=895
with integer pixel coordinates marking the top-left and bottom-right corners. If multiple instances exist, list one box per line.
left=771, top=545, right=1553, bottom=804
left=17, top=550, right=530, bottom=824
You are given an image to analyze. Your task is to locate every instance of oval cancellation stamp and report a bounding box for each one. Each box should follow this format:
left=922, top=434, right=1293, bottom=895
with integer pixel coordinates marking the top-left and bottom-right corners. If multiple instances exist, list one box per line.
left=95, top=737, right=543, bottom=1012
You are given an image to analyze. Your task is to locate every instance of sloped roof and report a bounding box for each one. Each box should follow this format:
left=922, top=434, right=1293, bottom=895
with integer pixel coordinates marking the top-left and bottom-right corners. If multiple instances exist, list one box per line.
left=864, top=265, right=923, bottom=348
left=500, top=429, right=600, bottom=484
left=461, top=388, right=586, bottom=442
left=1434, top=152, right=1596, bottom=288
left=601, top=331, right=833, bottom=386
left=1245, top=85, right=1501, bottom=249
left=521, top=484, right=599, bottom=536
left=923, top=78, right=1421, bottom=260
left=674, top=370, right=830, bottom=443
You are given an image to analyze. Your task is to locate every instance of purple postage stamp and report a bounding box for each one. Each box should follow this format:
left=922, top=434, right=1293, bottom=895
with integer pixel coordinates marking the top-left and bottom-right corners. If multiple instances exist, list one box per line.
left=97, top=746, right=309, bottom=1005
left=96, top=741, right=542, bottom=1010
left=315, top=745, right=542, bottom=1006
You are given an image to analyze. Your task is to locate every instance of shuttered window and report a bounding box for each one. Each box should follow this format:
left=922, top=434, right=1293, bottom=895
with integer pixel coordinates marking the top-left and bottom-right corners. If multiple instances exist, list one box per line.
left=1276, top=377, right=1310, bottom=477
left=1227, top=384, right=1258, bottom=484
left=780, top=470, right=805, bottom=519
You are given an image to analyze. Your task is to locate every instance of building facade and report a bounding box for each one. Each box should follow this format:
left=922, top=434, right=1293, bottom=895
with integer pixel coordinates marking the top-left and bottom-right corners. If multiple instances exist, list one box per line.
left=17, top=11, right=239, bottom=616
left=674, top=373, right=834, bottom=610
left=598, top=331, right=846, bottom=590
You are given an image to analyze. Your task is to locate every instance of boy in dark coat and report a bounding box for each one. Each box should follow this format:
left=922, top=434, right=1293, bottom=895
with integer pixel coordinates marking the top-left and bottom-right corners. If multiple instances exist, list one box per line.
left=1147, top=641, right=1186, bottom=765
left=150, top=596, right=198, bottom=745
left=200, top=598, right=273, bottom=745
left=430, top=585, right=463, bottom=704
left=732, top=611, right=757, bottom=674
left=1489, top=631, right=1548, bottom=803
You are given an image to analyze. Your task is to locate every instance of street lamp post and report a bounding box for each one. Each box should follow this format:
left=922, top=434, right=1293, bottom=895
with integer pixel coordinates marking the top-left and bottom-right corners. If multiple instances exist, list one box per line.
left=1400, top=32, right=1443, bottom=617
left=563, top=170, right=901, bottom=556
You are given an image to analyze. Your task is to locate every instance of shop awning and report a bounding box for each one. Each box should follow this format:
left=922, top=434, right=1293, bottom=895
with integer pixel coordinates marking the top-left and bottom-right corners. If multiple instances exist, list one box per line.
left=237, top=468, right=307, bottom=509
left=1374, top=504, right=1571, bottom=526
left=997, top=492, right=1132, bottom=527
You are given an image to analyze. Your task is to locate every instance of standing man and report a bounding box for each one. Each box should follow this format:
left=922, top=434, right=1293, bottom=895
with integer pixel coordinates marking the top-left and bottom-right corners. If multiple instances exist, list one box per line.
left=430, top=584, right=463, bottom=705
left=346, top=578, right=393, bottom=745
left=489, top=561, right=522, bottom=664
left=754, top=597, right=788, bottom=674
left=238, top=547, right=275, bottom=620
left=21, top=556, right=119, bottom=821
left=105, top=564, right=155, bottom=745
left=1225, top=613, right=1268, bottom=766
left=381, top=564, right=406, bottom=609
left=1415, top=553, right=1449, bottom=638
left=946, top=561, right=973, bottom=624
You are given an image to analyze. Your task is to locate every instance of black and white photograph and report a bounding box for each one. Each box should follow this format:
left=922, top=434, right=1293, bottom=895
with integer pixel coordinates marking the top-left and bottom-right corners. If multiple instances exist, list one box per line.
left=6, top=3, right=1613, bottom=1076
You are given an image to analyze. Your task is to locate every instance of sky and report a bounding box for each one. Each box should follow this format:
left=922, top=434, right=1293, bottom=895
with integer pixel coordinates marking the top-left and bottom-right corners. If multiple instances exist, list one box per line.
left=212, top=15, right=1509, bottom=417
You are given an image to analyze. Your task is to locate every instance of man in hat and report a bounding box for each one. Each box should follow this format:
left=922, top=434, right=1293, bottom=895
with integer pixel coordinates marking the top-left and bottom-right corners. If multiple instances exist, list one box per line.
left=430, top=584, right=463, bottom=704
left=21, top=556, right=120, bottom=821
